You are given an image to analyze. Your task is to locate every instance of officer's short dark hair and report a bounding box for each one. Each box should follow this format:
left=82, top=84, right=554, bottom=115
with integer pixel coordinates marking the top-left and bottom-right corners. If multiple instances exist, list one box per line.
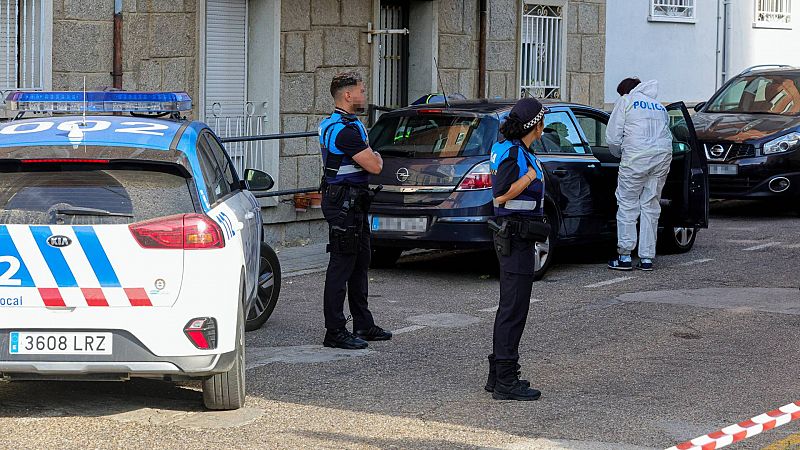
left=617, top=77, right=641, bottom=96
left=330, top=72, right=363, bottom=99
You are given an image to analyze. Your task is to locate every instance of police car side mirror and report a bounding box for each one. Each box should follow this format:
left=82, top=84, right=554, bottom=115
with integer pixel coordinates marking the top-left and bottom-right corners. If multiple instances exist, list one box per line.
left=693, top=102, right=706, bottom=113
left=242, top=169, right=275, bottom=192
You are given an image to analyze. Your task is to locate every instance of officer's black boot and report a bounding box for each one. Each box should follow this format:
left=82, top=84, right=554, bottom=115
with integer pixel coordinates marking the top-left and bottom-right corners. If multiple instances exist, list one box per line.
left=491, top=360, right=541, bottom=401
left=484, top=354, right=531, bottom=393
left=323, top=328, right=368, bottom=350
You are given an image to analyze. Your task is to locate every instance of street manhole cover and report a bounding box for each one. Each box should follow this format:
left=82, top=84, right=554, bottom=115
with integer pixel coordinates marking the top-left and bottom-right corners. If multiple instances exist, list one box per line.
left=672, top=332, right=701, bottom=340
left=407, top=313, right=481, bottom=328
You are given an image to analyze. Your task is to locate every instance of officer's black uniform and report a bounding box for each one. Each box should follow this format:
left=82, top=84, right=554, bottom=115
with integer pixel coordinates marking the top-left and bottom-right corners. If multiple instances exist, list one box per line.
left=485, top=99, right=549, bottom=401
left=319, top=108, right=390, bottom=349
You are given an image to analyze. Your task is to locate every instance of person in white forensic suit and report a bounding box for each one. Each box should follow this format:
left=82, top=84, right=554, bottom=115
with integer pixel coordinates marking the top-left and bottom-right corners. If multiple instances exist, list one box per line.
left=606, top=78, right=673, bottom=271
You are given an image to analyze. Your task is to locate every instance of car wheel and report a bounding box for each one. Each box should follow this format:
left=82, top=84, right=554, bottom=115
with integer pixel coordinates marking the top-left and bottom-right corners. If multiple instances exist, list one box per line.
left=203, top=302, right=246, bottom=410
left=370, top=246, right=403, bottom=268
left=245, top=242, right=281, bottom=332
left=533, top=208, right=558, bottom=281
left=658, top=226, right=697, bottom=254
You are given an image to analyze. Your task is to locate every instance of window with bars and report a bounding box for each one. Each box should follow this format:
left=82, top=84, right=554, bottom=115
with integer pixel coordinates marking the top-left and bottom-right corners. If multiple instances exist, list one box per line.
left=519, top=4, right=562, bottom=100
left=0, top=0, right=44, bottom=92
left=649, top=0, right=695, bottom=23
left=754, top=0, right=792, bottom=28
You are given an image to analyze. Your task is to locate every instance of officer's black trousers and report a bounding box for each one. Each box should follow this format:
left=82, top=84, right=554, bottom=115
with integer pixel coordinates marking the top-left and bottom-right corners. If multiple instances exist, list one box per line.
left=322, top=193, right=375, bottom=332
left=493, top=237, right=536, bottom=362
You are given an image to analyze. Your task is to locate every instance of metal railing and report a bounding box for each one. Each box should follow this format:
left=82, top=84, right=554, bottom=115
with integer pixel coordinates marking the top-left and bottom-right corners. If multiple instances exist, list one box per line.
left=650, top=0, right=695, bottom=19
left=520, top=4, right=562, bottom=100
left=220, top=131, right=320, bottom=198
left=756, top=0, right=792, bottom=25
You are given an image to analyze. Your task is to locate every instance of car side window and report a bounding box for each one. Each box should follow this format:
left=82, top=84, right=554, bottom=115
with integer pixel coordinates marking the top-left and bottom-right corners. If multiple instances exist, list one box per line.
left=572, top=110, right=618, bottom=163
left=538, top=111, right=589, bottom=154
left=204, top=134, right=238, bottom=190
left=197, top=137, right=231, bottom=205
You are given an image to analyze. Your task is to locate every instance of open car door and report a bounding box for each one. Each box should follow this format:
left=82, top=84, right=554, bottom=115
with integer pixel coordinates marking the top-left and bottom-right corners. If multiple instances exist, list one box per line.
left=661, top=102, right=709, bottom=229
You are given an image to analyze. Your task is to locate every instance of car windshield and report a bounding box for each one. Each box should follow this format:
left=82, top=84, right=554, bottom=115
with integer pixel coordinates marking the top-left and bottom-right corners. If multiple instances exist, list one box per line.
left=706, top=73, right=800, bottom=116
left=370, top=113, right=497, bottom=158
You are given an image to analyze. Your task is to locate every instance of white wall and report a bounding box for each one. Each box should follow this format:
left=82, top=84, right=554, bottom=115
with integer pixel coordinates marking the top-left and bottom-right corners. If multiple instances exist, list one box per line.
left=604, top=0, right=719, bottom=106
left=724, top=0, right=800, bottom=81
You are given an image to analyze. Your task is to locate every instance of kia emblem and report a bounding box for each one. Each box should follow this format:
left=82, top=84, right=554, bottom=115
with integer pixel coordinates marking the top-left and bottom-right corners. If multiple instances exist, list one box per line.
left=396, top=167, right=410, bottom=182
left=47, top=235, right=72, bottom=248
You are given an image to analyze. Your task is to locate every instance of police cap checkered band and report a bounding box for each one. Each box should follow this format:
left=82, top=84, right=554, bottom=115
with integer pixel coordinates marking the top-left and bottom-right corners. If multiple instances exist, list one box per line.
left=508, top=98, right=548, bottom=130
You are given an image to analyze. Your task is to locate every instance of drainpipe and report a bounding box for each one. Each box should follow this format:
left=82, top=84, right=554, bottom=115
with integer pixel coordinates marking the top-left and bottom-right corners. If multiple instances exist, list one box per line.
left=477, top=0, right=488, bottom=98
left=720, top=0, right=731, bottom=84
left=112, top=0, right=123, bottom=89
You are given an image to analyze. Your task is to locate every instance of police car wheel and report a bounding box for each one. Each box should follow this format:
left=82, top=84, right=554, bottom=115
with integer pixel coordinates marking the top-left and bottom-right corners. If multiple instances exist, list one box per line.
left=203, top=300, right=246, bottom=410
left=245, top=243, right=282, bottom=332
left=658, top=227, right=697, bottom=254
left=533, top=209, right=558, bottom=281
left=370, top=246, right=403, bottom=268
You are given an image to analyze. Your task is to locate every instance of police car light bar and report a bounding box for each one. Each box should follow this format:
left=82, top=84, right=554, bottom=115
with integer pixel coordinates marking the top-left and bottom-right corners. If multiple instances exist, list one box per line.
left=4, top=91, right=192, bottom=113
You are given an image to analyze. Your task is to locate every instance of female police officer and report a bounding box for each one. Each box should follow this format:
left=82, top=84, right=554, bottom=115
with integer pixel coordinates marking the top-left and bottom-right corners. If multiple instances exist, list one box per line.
left=485, top=98, right=549, bottom=401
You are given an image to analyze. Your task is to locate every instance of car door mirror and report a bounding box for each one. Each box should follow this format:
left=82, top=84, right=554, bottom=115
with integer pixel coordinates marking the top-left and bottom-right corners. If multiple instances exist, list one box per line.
left=693, top=102, right=706, bottom=113
left=242, top=169, right=275, bottom=192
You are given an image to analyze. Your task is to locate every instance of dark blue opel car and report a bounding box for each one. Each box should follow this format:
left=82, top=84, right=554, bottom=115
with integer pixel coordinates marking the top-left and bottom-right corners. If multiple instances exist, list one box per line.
left=367, top=100, right=709, bottom=279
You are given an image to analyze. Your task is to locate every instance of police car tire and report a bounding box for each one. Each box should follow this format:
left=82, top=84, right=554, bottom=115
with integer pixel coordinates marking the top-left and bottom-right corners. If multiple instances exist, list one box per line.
left=370, top=246, right=403, bottom=268
left=245, top=243, right=282, bottom=332
left=533, top=209, right=558, bottom=282
left=658, top=227, right=698, bottom=254
left=202, top=301, right=246, bottom=410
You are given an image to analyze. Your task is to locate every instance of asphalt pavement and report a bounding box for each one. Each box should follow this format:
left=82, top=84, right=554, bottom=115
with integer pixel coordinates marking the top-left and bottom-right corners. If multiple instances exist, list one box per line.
left=1, top=200, right=799, bottom=450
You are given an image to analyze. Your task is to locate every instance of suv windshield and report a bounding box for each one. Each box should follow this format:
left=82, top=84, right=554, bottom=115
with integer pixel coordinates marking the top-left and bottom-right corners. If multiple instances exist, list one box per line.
left=370, top=113, right=498, bottom=158
left=706, top=73, right=800, bottom=115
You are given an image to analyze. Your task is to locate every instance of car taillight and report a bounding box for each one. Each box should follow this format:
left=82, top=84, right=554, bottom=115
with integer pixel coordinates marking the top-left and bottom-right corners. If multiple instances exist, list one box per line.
left=129, top=214, right=225, bottom=250
left=456, top=161, right=492, bottom=191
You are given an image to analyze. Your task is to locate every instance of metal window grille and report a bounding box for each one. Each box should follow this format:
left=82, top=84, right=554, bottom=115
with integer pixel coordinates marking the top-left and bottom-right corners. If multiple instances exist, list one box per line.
left=520, top=4, right=562, bottom=100
left=0, top=0, right=43, bottom=92
left=208, top=102, right=270, bottom=177
left=376, top=1, right=408, bottom=109
left=755, top=0, right=792, bottom=25
left=650, top=0, right=695, bottom=19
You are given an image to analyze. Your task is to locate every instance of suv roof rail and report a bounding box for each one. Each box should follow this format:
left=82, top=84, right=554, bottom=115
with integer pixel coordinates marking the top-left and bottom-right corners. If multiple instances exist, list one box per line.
left=739, top=64, right=794, bottom=75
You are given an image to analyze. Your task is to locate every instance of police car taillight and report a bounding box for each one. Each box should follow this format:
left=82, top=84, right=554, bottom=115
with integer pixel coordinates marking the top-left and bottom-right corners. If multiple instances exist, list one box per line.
left=184, top=317, right=217, bottom=350
left=456, top=161, right=492, bottom=191
left=129, top=214, right=225, bottom=250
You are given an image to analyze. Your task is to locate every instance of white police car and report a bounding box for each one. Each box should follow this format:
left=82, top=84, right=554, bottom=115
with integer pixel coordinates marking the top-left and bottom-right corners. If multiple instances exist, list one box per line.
left=0, top=91, right=275, bottom=410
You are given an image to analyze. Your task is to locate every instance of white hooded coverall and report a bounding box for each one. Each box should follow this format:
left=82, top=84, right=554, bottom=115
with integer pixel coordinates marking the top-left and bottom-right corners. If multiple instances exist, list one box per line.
left=606, top=80, right=673, bottom=260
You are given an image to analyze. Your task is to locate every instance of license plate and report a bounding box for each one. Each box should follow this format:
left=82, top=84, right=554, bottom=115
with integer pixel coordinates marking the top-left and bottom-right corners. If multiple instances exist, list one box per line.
left=9, top=332, right=112, bottom=355
left=709, top=164, right=738, bottom=175
left=371, top=216, right=428, bottom=232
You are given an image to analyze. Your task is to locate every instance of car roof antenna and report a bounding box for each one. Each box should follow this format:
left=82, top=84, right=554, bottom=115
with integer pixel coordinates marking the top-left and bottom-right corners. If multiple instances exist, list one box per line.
left=433, top=57, right=451, bottom=109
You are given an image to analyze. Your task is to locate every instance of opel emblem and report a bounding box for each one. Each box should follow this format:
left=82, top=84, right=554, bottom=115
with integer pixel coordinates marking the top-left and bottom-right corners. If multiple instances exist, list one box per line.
left=709, top=144, right=726, bottom=158
left=47, top=235, right=72, bottom=248
left=396, top=167, right=410, bottom=182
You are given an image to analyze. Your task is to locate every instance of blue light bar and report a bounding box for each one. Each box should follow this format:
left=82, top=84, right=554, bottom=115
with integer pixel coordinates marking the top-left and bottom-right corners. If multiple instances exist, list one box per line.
left=4, top=91, right=193, bottom=113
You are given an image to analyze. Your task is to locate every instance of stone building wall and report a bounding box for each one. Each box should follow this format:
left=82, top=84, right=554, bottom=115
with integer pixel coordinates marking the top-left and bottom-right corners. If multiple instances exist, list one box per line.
left=51, top=0, right=199, bottom=117
left=566, top=0, right=605, bottom=108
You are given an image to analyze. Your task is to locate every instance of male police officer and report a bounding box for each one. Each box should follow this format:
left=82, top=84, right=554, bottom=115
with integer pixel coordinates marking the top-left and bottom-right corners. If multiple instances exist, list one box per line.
left=319, top=72, right=392, bottom=349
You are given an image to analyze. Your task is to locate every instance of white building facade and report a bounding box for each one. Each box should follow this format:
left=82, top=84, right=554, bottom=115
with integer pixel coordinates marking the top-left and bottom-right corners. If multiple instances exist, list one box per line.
left=605, top=0, right=800, bottom=108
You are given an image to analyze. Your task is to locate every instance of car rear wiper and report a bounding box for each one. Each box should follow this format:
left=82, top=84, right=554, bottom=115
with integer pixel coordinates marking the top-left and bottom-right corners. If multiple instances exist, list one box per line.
left=55, top=207, right=133, bottom=218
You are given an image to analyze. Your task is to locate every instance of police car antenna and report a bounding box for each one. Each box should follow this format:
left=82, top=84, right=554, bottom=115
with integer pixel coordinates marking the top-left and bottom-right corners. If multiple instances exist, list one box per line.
left=433, top=57, right=451, bottom=109
left=81, top=76, right=87, bottom=126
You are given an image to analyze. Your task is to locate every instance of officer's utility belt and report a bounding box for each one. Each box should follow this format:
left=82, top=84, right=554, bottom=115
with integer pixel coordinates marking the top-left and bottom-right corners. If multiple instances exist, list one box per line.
left=488, top=216, right=550, bottom=256
left=322, top=182, right=375, bottom=214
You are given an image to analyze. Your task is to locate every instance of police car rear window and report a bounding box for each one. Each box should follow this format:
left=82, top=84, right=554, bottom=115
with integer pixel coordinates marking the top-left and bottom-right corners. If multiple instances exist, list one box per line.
left=0, top=169, right=195, bottom=225
left=370, top=114, right=497, bottom=158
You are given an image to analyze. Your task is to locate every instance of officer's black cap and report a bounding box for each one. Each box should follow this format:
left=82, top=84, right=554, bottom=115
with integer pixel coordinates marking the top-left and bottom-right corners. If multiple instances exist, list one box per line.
left=508, top=98, right=549, bottom=131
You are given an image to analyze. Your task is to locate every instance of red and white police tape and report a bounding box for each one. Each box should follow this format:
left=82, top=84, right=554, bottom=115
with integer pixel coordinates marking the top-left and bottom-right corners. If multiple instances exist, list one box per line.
left=666, top=400, right=800, bottom=450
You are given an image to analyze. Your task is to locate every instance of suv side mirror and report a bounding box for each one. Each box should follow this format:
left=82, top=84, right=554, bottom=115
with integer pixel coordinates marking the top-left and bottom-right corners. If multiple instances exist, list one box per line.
left=693, top=102, right=706, bottom=113
left=242, top=169, right=275, bottom=192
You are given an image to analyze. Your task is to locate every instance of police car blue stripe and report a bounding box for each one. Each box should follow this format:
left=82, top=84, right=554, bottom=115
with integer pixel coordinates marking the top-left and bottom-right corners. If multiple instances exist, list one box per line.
left=73, top=226, right=121, bottom=288
left=30, top=226, right=78, bottom=288
left=0, top=226, right=35, bottom=288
